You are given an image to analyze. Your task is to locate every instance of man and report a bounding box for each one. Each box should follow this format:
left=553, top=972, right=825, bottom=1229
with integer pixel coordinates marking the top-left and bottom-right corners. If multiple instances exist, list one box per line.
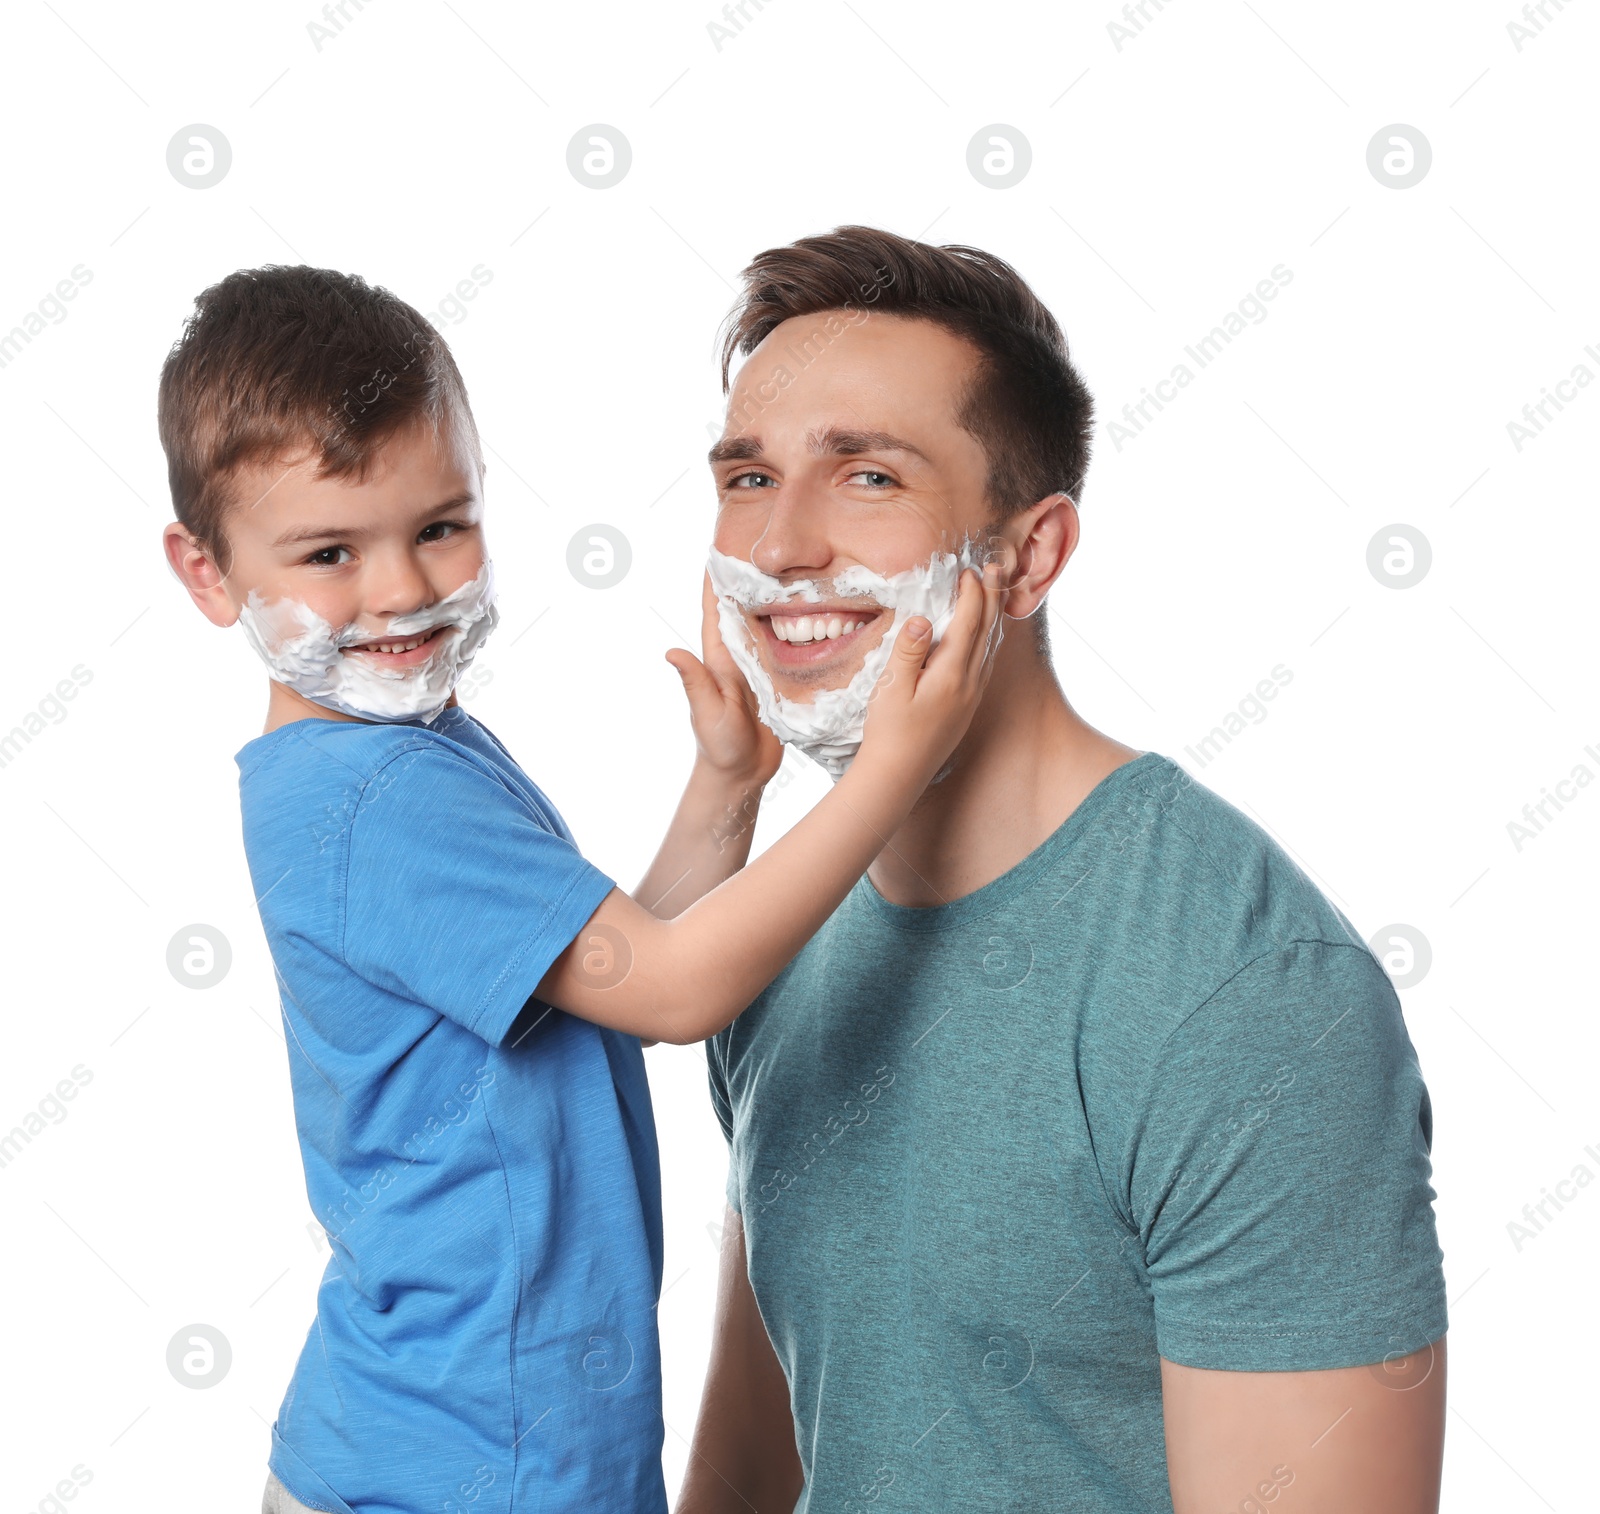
left=678, top=227, right=1447, bottom=1513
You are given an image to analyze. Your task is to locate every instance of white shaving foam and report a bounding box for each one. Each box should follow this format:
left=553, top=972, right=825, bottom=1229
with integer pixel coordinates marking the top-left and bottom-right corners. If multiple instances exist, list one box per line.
left=237, top=560, right=499, bottom=725
left=707, top=544, right=980, bottom=778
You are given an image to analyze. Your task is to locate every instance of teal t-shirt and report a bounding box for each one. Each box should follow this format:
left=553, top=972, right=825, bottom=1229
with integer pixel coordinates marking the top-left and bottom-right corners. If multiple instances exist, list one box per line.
left=707, top=753, right=1446, bottom=1513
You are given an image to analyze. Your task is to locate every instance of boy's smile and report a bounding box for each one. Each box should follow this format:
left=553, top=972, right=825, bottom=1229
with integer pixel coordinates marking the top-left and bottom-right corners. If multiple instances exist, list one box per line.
left=344, top=622, right=452, bottom=667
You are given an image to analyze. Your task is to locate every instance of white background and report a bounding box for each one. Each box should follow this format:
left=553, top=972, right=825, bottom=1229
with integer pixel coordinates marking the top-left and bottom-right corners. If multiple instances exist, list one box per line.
left=1, top=1, right=1595, bottom=1509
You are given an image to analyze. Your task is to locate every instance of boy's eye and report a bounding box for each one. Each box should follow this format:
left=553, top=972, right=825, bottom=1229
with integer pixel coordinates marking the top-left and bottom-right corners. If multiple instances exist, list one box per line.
left=847, top=469, right=898, bottom=490
left=726, top=470, right=777, bottom=491
left=417, top=520, right=464, bottom=543
left=305, top=545, right=353, bottom=566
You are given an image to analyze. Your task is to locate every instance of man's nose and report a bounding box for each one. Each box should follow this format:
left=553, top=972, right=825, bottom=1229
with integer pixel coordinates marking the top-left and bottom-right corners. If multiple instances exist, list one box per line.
left=748, top=486, right=834, bottom=579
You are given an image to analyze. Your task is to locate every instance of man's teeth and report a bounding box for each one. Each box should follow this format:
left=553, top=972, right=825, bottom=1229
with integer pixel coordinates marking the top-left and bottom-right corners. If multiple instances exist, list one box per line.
left=771, top=614, right=868, bottom=644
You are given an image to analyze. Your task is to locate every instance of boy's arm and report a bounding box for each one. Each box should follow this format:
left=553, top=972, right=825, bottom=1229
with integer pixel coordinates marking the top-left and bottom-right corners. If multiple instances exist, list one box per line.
left=633, top=577, right=782, bottom=921
left=537, top=564, right=1003, bottom=1045
left=675, top=1206, right=804, bottom=1513
left=633, top=764, right=766, bottom=918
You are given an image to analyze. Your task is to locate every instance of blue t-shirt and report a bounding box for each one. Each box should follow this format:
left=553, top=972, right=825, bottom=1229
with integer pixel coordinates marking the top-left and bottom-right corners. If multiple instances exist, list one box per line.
left=237, top=706, right=665, bottom=1514
left=708, top=753, right=1446, bottom=1512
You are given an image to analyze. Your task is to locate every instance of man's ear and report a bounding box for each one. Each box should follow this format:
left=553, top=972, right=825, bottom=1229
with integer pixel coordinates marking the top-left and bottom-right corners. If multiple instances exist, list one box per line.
left=995, top=493, right=1079, bottom=621
left=163, top=522, right=239, bottom=629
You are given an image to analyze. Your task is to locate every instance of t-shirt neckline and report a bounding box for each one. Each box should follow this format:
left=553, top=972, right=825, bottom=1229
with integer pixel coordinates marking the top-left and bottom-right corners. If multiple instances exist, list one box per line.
left=856, top=750, right=1169, bottom=932
left=235, top=704, right=470, bottom=773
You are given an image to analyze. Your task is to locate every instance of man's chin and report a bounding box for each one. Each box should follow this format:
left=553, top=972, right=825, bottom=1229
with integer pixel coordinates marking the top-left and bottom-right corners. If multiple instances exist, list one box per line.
left=758, top=633, right=891, bottom=698
left=763, top=657, right=872, bottom=701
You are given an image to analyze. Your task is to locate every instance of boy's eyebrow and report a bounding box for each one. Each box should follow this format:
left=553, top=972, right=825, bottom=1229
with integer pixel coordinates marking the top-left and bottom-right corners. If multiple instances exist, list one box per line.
left=269, top=492, right=479, bottom=547
left=272, top=522, right=366, bottom=546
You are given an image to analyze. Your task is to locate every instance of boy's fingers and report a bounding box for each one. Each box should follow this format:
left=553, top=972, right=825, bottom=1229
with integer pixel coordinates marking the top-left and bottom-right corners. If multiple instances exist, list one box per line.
left=918, top=568, right=983, bottom=684
left=956, top=564, right=1002, bottom=672
left=970, top=562, right=1005, bottom=675
left=665, top=647, right=714, bottom=702
left=874, top=616, right=932, bottom=704
left=699, top=572, right=748, bottom=690
left=896, top=616, right=933, bottom=660
left=699, top=573, right=723, bottom=651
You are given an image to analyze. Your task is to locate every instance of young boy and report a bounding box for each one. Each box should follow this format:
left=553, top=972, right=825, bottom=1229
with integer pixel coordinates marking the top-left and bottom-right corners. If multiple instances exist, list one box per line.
left=158, top=266, right=1000, bottom=1514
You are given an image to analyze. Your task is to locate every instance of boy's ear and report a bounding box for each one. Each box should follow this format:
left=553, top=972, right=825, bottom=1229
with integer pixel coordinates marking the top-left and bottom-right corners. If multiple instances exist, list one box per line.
left=163, top=522, right=239, bottom=628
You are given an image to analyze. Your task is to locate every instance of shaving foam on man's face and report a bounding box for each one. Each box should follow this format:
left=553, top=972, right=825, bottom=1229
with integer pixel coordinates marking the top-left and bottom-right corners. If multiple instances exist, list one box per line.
left=212, top=422, right=496, bottom=725
left=707, top=544, right=979, bottom=777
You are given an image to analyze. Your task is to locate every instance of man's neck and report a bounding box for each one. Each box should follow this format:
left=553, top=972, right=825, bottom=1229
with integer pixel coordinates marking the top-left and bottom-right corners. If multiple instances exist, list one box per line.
left=866, top=623, right=1140, bottom=909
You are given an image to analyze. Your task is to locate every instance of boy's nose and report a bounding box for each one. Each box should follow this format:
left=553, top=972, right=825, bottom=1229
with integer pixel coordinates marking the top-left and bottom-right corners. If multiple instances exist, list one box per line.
left=364, top=552, right=436, bottom=619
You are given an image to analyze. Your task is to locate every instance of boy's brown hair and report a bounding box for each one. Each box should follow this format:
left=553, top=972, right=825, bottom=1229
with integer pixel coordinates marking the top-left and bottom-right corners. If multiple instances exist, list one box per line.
left=158, top=265, right=479, bottom=571
left=719, top=225, right=1095, bottom=517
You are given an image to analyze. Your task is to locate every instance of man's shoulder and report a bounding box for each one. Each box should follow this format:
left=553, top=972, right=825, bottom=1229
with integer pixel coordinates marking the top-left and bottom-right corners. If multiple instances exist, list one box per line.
left=1005, top=754, right=1382, bottom=1051
left=1092, top=754, right=1368, bottom=956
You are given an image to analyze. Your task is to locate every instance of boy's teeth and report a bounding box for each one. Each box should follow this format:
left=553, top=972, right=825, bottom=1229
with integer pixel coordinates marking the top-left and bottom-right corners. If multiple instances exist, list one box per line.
left=774, top=615, right=864, bottom=644
left=363, top=632, right=433, bottom=654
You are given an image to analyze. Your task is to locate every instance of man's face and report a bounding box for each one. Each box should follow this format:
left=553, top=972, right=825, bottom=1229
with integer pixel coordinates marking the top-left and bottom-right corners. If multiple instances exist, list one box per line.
left=710, top=312, right=996, bottom=704
left=197, top=420, right=486, bottom=678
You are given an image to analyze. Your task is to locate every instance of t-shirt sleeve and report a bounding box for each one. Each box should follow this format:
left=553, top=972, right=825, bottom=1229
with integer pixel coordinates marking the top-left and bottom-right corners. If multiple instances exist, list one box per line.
left=1127, top=939, right=1447, bottom=1372
left=706, top=1034, right=742, bottom=1214
left=341, top=745, right=615, bottom=1047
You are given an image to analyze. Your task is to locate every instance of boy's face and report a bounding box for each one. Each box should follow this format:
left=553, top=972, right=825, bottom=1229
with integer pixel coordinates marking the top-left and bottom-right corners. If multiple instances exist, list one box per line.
left=166, top=421, right=488, bottom=723
left=708, top=312, right=999, bottom=706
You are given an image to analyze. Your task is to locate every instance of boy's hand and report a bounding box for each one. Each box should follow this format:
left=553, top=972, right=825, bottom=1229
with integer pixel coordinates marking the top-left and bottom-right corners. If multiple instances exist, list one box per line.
left=855, top=562, right=1005, bottom=784
left=665, top=573, right=783, bottom=789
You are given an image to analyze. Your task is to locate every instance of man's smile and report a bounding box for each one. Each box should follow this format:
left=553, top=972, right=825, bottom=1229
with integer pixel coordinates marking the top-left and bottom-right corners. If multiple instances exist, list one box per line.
left=753, top=604, right=888, bottom=670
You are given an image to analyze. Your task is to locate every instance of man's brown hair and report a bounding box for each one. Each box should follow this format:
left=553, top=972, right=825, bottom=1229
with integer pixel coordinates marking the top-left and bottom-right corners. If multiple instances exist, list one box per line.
left=719, top=225, right=1095, bottom=517
left=158, top=265, right=479, bottom=570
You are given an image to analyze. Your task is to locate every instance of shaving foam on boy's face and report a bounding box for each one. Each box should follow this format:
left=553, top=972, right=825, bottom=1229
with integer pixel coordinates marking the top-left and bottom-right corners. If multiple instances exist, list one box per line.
left=708, top=542, right=982, bottom=777
left=237, top=560, right=498, bottom=724
left=200, top=420, right=497, bottom=725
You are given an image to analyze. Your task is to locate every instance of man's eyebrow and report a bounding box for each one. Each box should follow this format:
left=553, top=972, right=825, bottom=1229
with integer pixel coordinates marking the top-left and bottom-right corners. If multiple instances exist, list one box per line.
left=808, top=427, right=931, bottom=464
left=708, top=436, right=765, bottom=464
left=269, top=492, right=478, bottom=548
left=708, top=429, right=933, bottom=466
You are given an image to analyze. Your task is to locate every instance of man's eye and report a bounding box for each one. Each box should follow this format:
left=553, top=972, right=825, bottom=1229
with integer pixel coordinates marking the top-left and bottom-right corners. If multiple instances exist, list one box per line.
left=849, top=470, right=897, bottom=489
left=306, top=545, right=352, bottom=566
left=727, top=470, right=777, bottom=490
